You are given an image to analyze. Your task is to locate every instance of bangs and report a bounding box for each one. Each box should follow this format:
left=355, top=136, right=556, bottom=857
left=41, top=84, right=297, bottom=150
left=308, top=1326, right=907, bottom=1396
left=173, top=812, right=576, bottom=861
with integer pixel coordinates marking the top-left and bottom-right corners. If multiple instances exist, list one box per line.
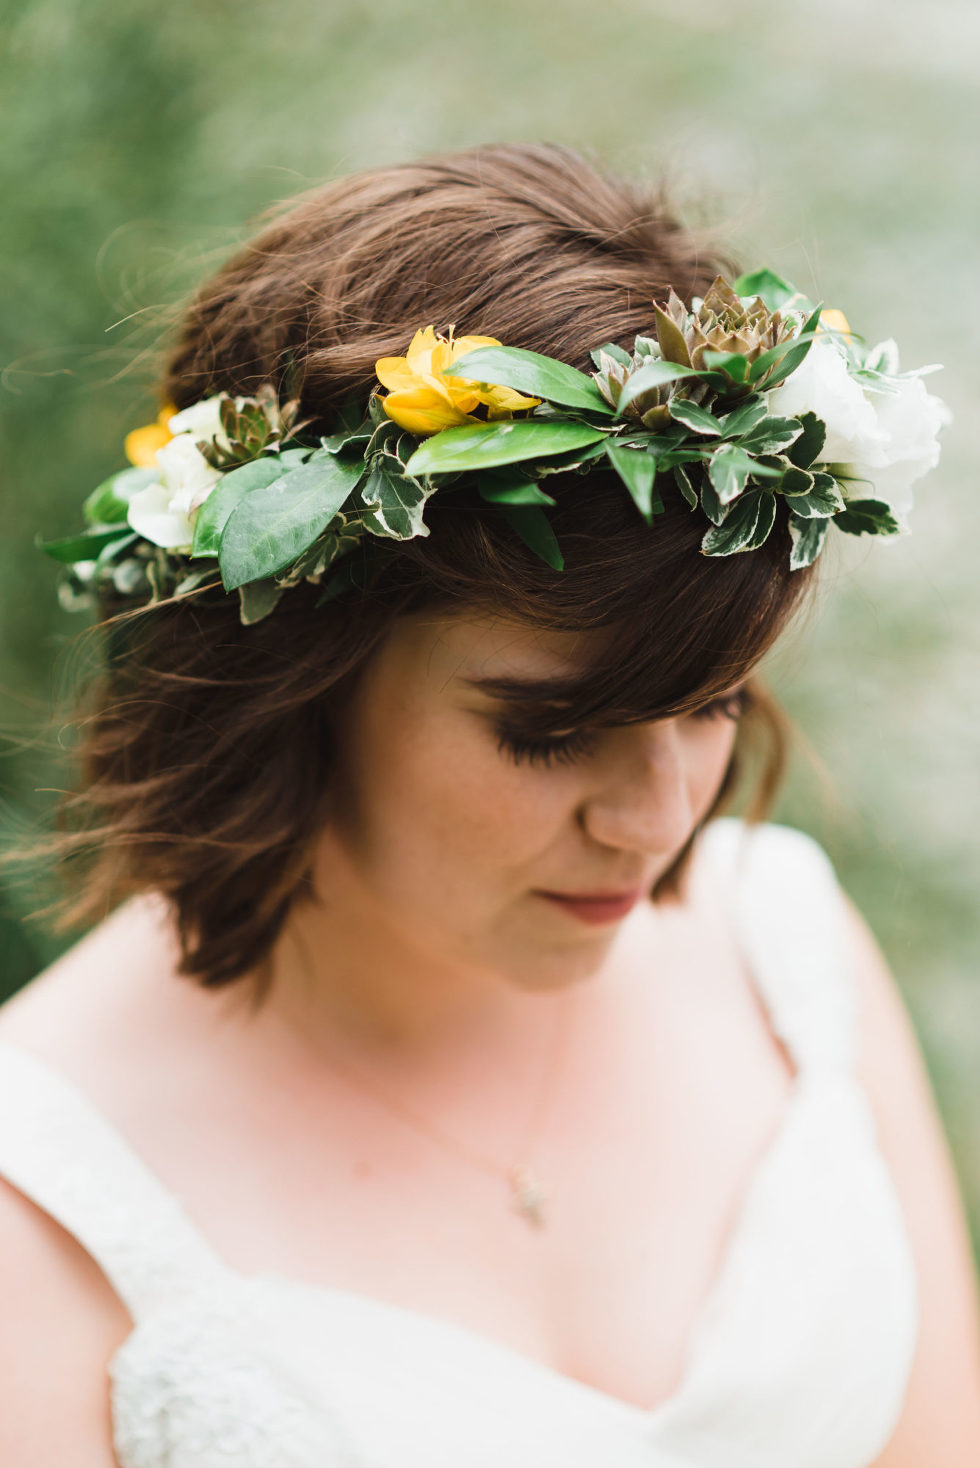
left=395, top=471, right=812, bottom=737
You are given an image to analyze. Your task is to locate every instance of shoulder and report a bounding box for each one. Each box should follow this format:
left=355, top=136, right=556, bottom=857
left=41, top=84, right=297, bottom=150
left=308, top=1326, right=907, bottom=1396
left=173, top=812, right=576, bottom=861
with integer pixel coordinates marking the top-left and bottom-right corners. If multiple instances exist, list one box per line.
left=0, top=896, right=190, bottom=1464
left=831, top=890, right=980, bottom=1461
left=0, top=1147, right=131, bottom=1465
left=705, top=821, right=980, bottom=1456
left=700, top=815, right=839, bottom=885
left=0, top=891, right=221, bottom=1082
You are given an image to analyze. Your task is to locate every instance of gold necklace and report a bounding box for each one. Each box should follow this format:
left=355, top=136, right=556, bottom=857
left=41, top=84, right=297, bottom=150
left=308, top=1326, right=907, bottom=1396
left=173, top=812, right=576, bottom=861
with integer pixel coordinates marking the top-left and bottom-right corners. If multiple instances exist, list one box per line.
left=289, top=930, right=578, bottom=1228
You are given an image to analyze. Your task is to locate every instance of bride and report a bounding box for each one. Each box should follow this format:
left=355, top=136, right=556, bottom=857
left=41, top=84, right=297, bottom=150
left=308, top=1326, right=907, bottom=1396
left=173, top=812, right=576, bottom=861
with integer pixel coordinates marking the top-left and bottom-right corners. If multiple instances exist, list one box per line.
left=1, top=141, right=978, bottom=1467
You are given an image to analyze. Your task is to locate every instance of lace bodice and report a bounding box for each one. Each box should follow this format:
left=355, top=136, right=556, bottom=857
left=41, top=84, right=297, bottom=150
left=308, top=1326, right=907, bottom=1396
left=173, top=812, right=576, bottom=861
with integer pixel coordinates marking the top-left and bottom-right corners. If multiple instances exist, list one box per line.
left=0, top=820, right=919, bottom=1467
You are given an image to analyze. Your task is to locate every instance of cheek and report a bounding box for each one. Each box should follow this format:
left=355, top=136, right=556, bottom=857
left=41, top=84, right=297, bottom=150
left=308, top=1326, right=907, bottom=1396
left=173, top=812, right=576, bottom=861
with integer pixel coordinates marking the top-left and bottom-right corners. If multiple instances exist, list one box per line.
left=355, top=705, right=573, bottom=880
left=688, top=720, right=739, bottom=812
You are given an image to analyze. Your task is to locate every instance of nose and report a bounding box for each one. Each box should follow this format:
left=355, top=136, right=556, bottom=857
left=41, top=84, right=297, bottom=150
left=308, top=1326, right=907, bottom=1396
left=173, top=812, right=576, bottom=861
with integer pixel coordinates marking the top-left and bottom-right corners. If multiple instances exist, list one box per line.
left=579, top=720, right=696, bottom=857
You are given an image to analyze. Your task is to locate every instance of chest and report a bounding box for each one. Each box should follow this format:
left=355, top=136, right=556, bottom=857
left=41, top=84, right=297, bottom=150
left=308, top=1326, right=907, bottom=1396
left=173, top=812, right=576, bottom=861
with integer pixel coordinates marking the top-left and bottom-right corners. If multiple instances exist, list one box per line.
left=133, top=947, right=797, bottom=1411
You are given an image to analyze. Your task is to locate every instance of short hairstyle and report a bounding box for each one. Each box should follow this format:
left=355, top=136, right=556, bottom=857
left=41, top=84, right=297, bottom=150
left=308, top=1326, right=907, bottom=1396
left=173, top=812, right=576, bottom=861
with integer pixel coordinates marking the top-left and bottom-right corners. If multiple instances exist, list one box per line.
left=15, top=142, right=813, bottom=994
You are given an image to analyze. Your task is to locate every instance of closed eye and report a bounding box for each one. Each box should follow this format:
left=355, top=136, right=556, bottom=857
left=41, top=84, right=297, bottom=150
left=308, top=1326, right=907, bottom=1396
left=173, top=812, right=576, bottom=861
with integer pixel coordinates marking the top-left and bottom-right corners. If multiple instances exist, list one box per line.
left=495, top=727, right=599, bottom=768
left=495, top=688, right=749, bottom=768
left=691, top=687, right=750, bottom=722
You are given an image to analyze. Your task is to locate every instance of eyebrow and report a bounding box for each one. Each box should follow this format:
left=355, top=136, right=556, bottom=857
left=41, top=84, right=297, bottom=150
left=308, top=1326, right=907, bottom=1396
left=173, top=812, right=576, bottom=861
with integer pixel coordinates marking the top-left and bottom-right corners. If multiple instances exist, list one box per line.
left=458, top=672, right=587, bottom=707
left=457, top=671, right=636, bottom=733
left=458, top=670, right=750, bottom=728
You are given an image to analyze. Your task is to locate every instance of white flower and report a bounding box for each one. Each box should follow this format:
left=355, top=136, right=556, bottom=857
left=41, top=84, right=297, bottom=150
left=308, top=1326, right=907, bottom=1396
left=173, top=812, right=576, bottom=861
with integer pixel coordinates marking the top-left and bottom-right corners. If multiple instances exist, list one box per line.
left=769, top=337, right=949, bottom=524
left=126, top=432, right=222, bottom=551
left=167, top=394, right=229, bottom=447
left=861, top=374, right=951, bottom=517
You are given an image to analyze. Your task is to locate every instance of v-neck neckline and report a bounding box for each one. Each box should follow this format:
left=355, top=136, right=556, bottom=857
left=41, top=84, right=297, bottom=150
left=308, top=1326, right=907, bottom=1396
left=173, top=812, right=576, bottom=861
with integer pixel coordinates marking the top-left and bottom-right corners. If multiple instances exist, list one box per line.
left=235, top=819, right=813, bottom=1426
left=244, top=1073, right=812, bottom=1427
left=0, top=818, right=816, bottom=1429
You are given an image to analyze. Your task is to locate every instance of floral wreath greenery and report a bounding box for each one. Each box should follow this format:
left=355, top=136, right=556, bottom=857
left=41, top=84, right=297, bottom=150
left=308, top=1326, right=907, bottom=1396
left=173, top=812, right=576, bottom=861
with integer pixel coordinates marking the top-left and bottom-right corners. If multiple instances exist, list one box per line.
left=41, top=268, right=949, bottom=626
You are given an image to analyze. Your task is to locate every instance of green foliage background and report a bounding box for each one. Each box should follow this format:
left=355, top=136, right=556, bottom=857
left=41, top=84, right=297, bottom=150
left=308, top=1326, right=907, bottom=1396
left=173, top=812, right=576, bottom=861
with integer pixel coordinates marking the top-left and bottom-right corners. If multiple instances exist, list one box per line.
left=2, top=0, right=978, bottom=1248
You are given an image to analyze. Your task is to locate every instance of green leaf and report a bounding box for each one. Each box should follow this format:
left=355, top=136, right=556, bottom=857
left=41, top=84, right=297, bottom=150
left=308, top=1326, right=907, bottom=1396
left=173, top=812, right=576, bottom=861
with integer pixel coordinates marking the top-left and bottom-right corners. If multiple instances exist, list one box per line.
left=605, top=443, right=657, bottom=523
left=779, top=466, right=815, bottom=496
left=534, top=438, right=608, bottom=475
left=668, top=398, right=723, bottom=437
left=445, top=345, right=611, bottom=414
left=83, top=466, right=159, bottom=526
left=718, top=396, right=767, bottom=439
left=590, top=341, right=632, bottom=370
left=783, top=476, right=845, bottom=519
left=318, top=431, right=365, bottom=455
left=834, top=498, right=903, bottom=536
left=95, top=531, right=140, bottom=567
left=237, top=578, right=286, bottom=625
left=748, top=305, right=823, bottom=387
left=652, top=303, right=693, bottom=368
left=405, top=420, right=607, bottom=475
left=788, top=514, right=829, bottom=569
left=190, top=457, right=290, bottom=557
left=614, top=360, right=701, bottom=416
left=700, top=475, right=727, bottom=526
left=708, top=443, right=753, bottom=505
left=217, top=460, right=364, bottom=590
left=810, top=471, right=846, bottom=501
left=174, top=567, right=220, bottom=596
left=333, top=396, right=371, bottom=435
left=701, top=350, right=749, bottom=383
left=732, top=267, right=800, bottom=312
left=358, top=464, right=436, bottom=539
left=475, top=470, right=555, bottom=506
left=701, top=490, right=774, bottom=556
left=673, top=463, right=698, bottom=509
left=743, top=491, right=777, bottom=550
left=37, top=526, right=134, bottom=563
left=738, top=416, right=804, bottom=455
left=496, top=504, right=564, bottom=570
left=787, top=411, right=826, bottom=469
left=863, top=339, right=900, bottom=375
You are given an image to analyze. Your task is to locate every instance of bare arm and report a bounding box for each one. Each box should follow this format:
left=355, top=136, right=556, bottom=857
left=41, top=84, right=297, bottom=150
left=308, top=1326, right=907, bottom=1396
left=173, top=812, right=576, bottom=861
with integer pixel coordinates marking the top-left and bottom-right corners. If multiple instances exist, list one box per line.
left=0, top=1178, right=129, bottom=1467
left=839, top=892, right=980, bottom=1465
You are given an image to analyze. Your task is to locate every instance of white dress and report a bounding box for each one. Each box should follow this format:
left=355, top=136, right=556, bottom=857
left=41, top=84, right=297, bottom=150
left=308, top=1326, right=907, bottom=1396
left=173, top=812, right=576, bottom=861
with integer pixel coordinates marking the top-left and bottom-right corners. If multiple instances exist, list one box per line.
left=0, top=819, right=918, bottom=1467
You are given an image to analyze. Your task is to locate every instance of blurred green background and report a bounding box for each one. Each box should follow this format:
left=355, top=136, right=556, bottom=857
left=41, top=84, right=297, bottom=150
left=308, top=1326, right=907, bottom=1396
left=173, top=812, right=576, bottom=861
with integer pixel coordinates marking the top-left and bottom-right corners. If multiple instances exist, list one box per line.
left=2, top=0, right=977, bottom=1250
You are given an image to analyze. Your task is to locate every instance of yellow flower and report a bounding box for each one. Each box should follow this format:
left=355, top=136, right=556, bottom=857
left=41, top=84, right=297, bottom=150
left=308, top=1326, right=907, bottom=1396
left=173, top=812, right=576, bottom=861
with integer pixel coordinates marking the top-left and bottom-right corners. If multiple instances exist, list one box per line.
left=375, top=326, right=540, bottom=436
left=817, top=308, right=853, bottom=338
left=124, top=404, right=178, bottom=467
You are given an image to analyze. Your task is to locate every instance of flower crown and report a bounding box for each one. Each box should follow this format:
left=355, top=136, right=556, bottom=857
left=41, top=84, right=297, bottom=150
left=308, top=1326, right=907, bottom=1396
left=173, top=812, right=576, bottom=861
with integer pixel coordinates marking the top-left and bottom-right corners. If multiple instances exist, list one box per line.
left=42, top=268, right=949, bottom=625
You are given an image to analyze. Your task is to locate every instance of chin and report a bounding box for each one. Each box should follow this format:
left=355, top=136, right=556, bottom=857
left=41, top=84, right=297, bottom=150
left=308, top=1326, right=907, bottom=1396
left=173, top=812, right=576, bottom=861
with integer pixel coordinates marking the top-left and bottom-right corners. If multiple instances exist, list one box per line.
left=501, top=938, right=614, bottom=994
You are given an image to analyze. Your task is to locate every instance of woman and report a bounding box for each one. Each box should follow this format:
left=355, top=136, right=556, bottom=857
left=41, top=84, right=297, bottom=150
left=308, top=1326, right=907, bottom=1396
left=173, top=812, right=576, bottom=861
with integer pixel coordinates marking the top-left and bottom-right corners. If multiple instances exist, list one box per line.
left=0, top=142, right=977, bottom=1467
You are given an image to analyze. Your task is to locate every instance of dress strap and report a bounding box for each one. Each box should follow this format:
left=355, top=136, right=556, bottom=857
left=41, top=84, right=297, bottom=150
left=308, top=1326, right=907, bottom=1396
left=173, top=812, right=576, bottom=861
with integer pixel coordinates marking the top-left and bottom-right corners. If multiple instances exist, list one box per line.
left=0, top=1039, right=230, bottom=1321
left=701, top=818, right=858, bottom=1076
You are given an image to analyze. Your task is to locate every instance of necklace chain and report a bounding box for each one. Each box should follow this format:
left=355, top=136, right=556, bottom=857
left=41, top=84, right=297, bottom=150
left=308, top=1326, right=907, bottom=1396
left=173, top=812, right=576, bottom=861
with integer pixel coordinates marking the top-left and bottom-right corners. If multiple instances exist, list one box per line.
left=288, top=929, right=578, bottom=1227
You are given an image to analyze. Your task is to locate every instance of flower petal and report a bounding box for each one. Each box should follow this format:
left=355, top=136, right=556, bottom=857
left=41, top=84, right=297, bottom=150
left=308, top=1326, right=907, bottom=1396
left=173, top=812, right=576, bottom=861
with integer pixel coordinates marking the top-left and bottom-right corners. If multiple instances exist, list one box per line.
left=382, top=388, right=476, bottom=435
left=126, top=482, right=194, bottom=549
left=375, top=356, right=419, bottom=392
left=817, top=308, right=853, bottom=338
left=450, top=334, right=501, bottom=361
left=405, top=326, right=439, bottom=377
left=125, top=422, right=171, bottom=467
left=167, top=394, right=226, bottom=442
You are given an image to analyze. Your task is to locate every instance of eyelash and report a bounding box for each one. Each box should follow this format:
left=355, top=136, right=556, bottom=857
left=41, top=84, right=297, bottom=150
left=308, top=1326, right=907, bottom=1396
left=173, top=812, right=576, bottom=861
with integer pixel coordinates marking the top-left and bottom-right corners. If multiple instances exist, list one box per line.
left=495, top=690, right=750, bottom=769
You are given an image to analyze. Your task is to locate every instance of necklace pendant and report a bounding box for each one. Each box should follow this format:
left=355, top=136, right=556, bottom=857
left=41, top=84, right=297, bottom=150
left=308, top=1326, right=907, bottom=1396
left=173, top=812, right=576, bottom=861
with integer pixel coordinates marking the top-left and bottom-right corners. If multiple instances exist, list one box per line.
left=509, top=1164, right=548, bottom=1227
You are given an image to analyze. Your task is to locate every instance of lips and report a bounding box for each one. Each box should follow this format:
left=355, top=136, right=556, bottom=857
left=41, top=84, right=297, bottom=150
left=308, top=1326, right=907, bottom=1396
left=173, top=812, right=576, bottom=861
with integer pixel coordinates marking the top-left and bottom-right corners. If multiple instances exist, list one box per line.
left=535, top=888, right=644, bottom=925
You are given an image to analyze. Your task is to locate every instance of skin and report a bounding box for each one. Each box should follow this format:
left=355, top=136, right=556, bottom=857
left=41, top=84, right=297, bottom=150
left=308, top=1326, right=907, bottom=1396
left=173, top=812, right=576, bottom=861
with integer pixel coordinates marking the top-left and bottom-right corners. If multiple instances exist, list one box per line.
left=0, top=606, right=978, bottom=1465
left=262, top=607, right=742, bottom=1056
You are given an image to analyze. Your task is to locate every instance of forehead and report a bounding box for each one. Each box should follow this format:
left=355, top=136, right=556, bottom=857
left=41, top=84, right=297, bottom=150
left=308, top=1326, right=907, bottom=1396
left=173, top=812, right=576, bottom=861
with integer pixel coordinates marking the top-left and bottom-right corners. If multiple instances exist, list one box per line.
left=385, top=610, right=606, bottom=693
left=365, top=604, right=746, bottom=729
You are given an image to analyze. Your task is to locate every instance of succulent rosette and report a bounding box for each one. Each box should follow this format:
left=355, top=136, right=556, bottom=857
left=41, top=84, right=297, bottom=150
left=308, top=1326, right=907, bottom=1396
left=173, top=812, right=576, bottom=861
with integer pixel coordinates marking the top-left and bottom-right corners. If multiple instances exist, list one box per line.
left=41, top=268, right=949, bottom=626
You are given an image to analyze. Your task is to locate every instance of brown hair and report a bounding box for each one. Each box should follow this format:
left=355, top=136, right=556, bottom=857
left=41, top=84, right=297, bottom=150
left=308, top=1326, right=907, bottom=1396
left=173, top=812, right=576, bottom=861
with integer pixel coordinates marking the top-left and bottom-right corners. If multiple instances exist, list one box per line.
left=10, top=142, right=811, bottom=995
